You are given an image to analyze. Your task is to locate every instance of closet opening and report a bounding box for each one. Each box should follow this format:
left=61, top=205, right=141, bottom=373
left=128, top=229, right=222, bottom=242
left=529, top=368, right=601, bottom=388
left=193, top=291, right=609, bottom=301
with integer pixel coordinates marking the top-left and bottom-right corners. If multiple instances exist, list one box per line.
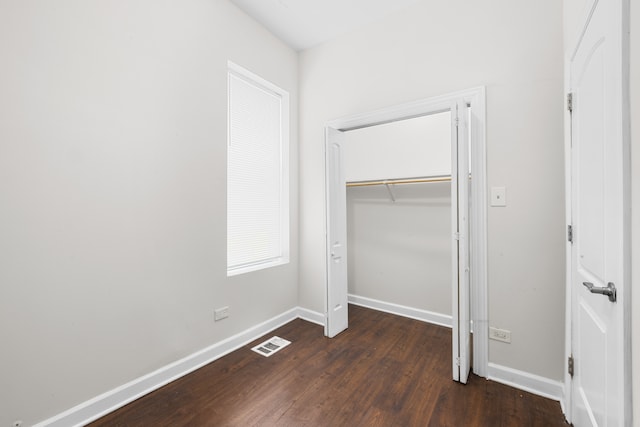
left=344, top=111, right=453, bottom=330
left=324, top=88, right=487, bottom=383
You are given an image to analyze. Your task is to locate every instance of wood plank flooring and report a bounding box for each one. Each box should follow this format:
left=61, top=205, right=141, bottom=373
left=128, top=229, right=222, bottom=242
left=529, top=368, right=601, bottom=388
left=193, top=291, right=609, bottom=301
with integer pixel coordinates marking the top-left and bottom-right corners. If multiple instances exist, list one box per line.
left=90, top=305, right=568, bottom=426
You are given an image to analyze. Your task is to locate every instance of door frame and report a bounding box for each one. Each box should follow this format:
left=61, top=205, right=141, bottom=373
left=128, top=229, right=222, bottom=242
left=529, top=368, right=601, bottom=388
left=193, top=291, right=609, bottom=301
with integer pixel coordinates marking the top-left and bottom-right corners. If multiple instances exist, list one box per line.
left=563, top=0, right=632, bottom=422
left=324, top=87, right=488, bottom=378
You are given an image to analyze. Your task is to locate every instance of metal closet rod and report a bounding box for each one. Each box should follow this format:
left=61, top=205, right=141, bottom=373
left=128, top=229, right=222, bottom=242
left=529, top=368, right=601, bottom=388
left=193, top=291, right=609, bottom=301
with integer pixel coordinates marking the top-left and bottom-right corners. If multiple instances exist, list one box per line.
left=346, top=175, right=451, bottom=187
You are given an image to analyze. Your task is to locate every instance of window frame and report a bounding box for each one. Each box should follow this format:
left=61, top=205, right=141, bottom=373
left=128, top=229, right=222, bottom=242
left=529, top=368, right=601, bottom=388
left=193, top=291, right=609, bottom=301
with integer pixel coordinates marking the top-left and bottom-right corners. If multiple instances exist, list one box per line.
left=226, top=61, right=290, bottom=276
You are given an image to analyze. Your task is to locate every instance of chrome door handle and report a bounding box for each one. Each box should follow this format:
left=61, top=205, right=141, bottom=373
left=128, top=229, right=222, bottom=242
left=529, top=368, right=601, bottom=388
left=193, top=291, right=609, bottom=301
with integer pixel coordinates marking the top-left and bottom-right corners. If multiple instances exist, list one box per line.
left=582, top=282, right=617, bottom=302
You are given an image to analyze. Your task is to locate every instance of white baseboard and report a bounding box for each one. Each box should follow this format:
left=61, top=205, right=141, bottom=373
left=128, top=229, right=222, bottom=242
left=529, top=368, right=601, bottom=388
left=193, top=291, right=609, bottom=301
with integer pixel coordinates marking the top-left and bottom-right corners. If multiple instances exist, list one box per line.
left=487, top=362, right=564, bottom=402
left=348, top=294, right=452, bottom=328
left=35, top=306, right=324, bottom=427
left=296, top=307, right=325, bottom=325
left=559, top=395, right=568, bottom=418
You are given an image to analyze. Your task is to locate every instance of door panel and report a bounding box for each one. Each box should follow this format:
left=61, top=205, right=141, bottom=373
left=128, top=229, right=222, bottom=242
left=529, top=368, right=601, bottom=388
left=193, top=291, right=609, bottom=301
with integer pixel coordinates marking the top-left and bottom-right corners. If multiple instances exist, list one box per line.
left=570, top=0, right=625, bottom=424
left=452, top=101, right=471, bottom=384
left=326, top=127, right=349, bottom=338
left=577, top=43, right=605, bottom=281
left=578, top=301, right=606, bottom=426
left=458, top=101, right=471, bottom=384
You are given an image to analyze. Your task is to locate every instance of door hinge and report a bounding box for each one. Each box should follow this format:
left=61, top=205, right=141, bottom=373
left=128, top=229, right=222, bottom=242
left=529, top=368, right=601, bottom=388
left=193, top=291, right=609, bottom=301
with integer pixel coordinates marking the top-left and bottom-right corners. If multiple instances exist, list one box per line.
left=455, top=357, right=460, bottom=367
left=567, top=225, right=573, bottom=244
left=454, top=232, right=461, bottom=241
left=567, top=93, right=573, bottom=113
left=568, top=355, right=574, bottom=377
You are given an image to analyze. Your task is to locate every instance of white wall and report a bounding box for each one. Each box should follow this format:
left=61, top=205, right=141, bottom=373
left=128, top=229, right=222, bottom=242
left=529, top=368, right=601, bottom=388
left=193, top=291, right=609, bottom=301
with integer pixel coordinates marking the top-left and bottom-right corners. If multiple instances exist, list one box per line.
left=343, top=112, right=452, bottom=182
left=344, top=113, right=452, bottom=316
left=299, top=0, right=565, bottom=380
left=347, top=183, right=451, bottom=315
left=0, top=1, right=298, bottom=425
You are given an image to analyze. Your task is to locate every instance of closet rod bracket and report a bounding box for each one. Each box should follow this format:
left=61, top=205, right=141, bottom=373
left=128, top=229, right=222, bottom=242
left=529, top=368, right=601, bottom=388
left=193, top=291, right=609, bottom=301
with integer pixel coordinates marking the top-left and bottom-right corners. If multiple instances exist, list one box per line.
left=384, top=182, right=396, bottom=202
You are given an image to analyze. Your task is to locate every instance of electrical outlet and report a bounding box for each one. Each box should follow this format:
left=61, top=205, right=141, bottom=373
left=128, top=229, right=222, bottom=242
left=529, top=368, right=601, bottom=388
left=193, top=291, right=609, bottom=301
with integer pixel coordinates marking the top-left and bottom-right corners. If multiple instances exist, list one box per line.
left=214, top=306, right=229, bottom=321
left=489, top=327, right=511, bottom=343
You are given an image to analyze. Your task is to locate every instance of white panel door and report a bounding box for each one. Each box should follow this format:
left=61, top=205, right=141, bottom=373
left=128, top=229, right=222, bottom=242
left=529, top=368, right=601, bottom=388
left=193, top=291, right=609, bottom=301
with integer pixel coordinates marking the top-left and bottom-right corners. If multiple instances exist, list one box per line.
left=452, top=101, right=471, bottom=384
left=570, top=0, right=626, bottom=424
left=325, top=127, right=349, bottom=338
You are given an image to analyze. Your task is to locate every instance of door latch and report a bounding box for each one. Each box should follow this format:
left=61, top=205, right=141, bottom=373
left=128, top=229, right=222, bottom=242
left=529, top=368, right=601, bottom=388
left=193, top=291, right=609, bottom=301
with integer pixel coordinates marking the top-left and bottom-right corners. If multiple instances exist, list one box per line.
left=582, top=282, right=617, bottom=302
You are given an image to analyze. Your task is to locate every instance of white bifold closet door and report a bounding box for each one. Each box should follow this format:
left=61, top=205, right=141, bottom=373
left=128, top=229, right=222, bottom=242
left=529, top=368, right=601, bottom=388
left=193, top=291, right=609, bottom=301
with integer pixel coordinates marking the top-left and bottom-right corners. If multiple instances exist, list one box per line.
left=451, top=100, right=471, bottom=384
left=325, top=127, right=349, bottom=338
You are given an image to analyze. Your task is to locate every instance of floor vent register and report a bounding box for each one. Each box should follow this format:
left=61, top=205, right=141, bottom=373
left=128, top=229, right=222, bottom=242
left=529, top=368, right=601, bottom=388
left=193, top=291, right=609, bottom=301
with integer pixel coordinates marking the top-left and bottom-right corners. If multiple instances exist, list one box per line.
left=251, top=336, right=291, bottom=357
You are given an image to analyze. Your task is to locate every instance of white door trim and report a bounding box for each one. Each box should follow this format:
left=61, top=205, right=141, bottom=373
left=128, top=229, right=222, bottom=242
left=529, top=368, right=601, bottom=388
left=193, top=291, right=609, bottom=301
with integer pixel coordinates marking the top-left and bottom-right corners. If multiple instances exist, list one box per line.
left=324, top=87, right=488, bottom=378
left=563, top=0, right=632, bottom=423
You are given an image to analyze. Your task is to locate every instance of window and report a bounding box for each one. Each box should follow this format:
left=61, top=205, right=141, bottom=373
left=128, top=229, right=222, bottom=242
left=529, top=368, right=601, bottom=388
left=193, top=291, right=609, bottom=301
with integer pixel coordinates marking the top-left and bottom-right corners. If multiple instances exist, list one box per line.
left=227, top=62, right=289, bottom=276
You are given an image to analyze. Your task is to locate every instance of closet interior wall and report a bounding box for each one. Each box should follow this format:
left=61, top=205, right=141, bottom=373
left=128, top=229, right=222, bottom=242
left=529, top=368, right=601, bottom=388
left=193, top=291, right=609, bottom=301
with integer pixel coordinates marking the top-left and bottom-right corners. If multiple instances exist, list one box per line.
left=344, top=112, right=453, bottom=321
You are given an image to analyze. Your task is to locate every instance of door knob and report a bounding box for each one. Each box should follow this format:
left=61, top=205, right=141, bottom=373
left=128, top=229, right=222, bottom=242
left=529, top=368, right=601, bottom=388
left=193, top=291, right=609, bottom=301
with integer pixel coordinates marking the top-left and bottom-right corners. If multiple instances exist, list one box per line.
left=582, top=282, right=617, bottom=302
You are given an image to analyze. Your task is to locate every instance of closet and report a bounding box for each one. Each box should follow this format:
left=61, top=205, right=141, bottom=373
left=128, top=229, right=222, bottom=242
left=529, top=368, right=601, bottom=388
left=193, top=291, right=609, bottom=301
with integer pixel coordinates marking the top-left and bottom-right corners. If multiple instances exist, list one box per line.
left=326, top=90, right=485, bottom=383
left=343, top=111, right=453, bottom=323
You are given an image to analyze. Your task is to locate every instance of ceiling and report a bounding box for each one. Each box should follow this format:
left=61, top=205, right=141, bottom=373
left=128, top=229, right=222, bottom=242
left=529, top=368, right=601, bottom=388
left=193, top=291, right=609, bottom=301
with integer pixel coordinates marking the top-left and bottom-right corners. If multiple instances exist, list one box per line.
left=229, top=0, right=422, bottom=51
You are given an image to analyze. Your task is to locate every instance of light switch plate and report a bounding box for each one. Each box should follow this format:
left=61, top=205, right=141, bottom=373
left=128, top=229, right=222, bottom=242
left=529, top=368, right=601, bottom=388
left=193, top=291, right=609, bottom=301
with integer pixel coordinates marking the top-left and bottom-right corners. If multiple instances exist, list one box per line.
left=491, top=186, right=507, bottom=207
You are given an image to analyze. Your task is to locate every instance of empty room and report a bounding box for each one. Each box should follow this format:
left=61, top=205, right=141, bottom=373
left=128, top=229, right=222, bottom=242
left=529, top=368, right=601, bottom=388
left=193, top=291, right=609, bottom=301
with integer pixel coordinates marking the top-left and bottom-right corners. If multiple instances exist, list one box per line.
left=0, top=0, right=637, bottom=426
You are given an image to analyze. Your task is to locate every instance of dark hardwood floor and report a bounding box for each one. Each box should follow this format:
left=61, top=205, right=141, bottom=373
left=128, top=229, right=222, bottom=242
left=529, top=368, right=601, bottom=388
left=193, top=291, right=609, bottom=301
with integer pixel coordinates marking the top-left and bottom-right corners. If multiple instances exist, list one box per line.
left=90, top=305, right=568, bottom=426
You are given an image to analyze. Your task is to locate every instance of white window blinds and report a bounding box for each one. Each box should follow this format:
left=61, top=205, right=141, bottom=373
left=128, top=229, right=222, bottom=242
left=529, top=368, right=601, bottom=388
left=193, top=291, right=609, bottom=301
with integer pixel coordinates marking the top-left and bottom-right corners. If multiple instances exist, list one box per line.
left=227, top=62, right=289, bottom=275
